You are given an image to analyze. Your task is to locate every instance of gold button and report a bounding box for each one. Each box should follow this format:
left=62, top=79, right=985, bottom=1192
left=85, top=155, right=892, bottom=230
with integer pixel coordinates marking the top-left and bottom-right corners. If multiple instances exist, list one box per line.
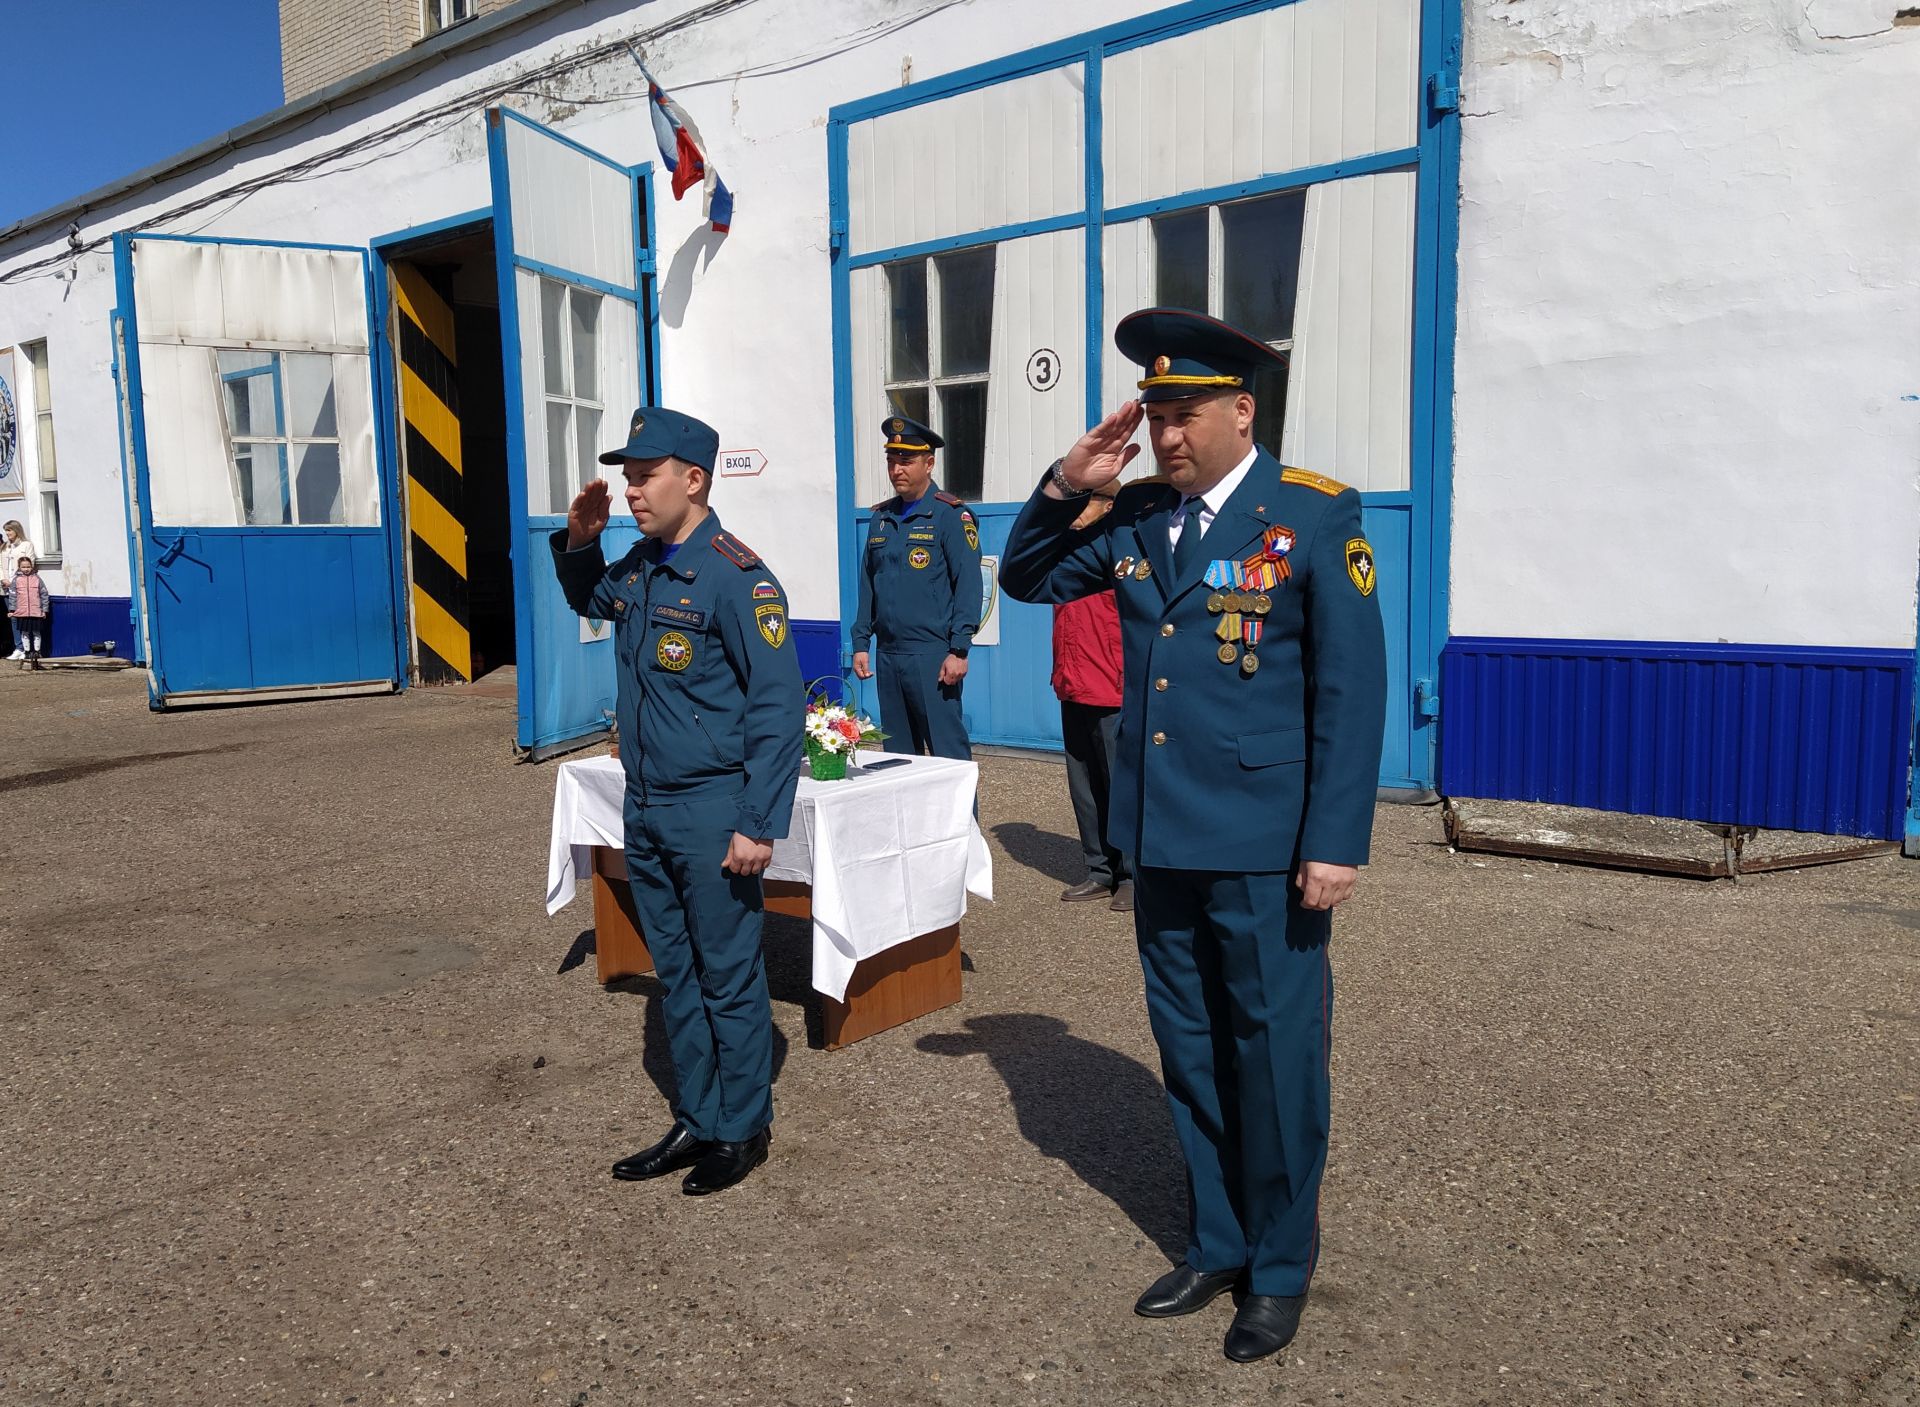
left=1152, top=731, right=1167, bottom=745
left=1154, top=678, right=1168, bottom=692
left=1160, top=622, right=1175, bottom=637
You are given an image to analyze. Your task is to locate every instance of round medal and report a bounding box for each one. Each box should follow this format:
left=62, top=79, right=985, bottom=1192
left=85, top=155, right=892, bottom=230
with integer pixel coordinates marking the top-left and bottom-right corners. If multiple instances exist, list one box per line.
left=1217, top=641, right=1239, bottom=664
left=1240, top=651, right=1260, bottom=676
left=1206, top=592, right=1225, bottom=613
left=1252, top=594, right=1272, bottom=615
left=1227, top=592, right=1247, bottom=613
left=1134, top=560, right=1152, bottom=581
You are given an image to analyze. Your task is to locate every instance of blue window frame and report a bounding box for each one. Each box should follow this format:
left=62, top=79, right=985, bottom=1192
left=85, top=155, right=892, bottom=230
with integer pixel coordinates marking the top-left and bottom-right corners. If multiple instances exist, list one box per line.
left=826, top=0, right=1462, bottom=782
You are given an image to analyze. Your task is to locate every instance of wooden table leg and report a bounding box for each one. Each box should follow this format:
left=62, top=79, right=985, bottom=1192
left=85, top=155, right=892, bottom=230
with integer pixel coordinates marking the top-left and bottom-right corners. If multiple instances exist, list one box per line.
left=589, top=852, right=963, bottom=1047
left=821, top=925, right=963, bottom=1050
left=591, top=846, right=654, bottom=982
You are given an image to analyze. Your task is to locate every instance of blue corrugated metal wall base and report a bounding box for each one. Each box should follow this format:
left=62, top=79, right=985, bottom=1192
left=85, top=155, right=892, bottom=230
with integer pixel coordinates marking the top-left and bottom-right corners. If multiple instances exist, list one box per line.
left=43, top=597, right=136, bottom=660
left=1440, top=637, right=1916, bottom=841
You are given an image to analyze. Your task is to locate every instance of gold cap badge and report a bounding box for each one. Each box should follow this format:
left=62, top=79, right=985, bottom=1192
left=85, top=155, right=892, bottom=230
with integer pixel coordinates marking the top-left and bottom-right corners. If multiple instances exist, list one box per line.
left=887, top=417, right=903, bottom=434
left=630, top=413, right=645, bottom=435
left=1152, top=355, right=1171, bottom=377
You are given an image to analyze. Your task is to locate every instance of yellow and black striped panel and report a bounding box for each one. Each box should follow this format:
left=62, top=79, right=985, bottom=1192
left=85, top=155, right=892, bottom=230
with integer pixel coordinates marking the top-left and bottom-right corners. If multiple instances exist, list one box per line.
left=394, top=263, right=471, bottom=683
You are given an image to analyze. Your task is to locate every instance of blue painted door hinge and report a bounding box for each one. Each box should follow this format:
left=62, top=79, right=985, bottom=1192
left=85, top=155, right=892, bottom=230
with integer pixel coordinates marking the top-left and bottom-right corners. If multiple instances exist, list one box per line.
left=828, top=216, right=848, bottom=255
left=1415, top=677, right=1440, bottom=720
left=638, top=252, right=656, bottom=275
left=1426, top=73, right=1460, bottom=117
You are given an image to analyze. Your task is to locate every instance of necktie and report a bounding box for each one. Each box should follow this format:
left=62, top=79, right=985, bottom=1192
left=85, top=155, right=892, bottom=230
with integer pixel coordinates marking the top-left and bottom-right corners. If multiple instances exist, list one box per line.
left=1171, top=497, right=1204, bottom=578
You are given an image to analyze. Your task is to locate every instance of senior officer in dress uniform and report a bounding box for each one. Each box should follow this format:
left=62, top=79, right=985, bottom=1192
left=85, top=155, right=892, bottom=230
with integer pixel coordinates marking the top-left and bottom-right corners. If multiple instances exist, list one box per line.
left=999, top=309, right=1387, bottom=1363
left=850, top=414, right=983, bottom=759
left=553, top=406, right=803, bottom=1197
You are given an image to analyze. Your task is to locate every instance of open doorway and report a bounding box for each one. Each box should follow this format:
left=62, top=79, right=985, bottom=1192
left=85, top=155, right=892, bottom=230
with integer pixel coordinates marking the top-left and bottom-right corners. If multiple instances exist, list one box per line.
left=383, top=222, right=515, bottom=683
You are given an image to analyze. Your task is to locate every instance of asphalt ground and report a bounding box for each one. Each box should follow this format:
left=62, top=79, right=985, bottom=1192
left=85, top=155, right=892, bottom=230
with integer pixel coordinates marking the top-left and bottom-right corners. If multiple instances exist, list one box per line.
left=2, top=669, right=1916, bottom=1407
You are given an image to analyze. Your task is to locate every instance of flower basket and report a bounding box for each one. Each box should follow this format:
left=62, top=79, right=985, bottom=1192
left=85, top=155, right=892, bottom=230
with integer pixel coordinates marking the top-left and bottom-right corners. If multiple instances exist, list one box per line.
left=806, top=740, right=849, bottom=781
left=803, top=680, right=884, bottom=782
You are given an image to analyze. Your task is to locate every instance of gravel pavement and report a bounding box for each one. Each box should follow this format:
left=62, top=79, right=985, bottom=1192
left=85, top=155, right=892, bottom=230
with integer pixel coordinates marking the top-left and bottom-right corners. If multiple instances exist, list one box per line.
left=2, top=669, right=1916, bottom=1406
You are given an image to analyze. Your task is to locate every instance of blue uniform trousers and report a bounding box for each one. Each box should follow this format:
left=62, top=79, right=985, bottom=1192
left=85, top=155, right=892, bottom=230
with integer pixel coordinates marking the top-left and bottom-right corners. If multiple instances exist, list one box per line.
left=621, top=789, right=774, bottom=1142
left=876, top=648, right=971, bottom=760
left=1134, top=866, right=1333, bottom=1297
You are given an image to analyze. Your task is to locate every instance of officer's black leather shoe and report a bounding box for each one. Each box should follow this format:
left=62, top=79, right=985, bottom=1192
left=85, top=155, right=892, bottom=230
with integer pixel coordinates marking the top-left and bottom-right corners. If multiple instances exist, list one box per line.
left=1060, top=879, right=1110, bottom=902
left=1133, top=1264, right=1244, bottom=1318
left=1223, top=1293, right=1307, bottom=1362
left=681, top=1128, right=770, bottom=1196
left=611, top=1122, right=711, bottom=1181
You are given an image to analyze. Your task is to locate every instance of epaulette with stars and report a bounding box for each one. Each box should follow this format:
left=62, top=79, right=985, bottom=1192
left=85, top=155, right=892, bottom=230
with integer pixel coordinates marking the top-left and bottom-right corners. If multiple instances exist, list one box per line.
left=710, top=532, right=762, bottom=569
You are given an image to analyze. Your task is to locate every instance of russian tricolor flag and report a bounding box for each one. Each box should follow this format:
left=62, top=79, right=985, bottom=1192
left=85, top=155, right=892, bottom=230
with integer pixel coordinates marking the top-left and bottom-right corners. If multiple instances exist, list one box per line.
left=635, top=55, right=733, bottom=234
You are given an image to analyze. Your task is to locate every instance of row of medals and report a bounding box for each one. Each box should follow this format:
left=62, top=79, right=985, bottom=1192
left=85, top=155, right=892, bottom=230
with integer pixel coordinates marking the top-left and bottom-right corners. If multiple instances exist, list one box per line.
left=1113, top=525, right=1294, bottom=677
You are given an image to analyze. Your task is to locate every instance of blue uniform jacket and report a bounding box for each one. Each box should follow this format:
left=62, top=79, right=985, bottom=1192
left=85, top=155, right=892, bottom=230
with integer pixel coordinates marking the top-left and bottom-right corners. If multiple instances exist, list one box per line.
left=999, top=449, right=1387, bottom=872
left=851, top=487, right=983, bottom=656
left=550, top=513, right=804, bottom=840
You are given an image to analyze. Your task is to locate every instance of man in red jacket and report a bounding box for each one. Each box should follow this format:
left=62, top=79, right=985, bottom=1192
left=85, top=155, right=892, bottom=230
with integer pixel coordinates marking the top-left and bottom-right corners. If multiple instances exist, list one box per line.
left=1052, top=481, right=1133, bottom=912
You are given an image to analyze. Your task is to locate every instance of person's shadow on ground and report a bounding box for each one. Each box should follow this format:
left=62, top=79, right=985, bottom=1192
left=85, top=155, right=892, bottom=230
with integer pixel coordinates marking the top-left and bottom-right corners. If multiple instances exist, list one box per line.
left=990, top=822, right=1085, bottom=887
left=918, top=1013, right=1185, bottom=1260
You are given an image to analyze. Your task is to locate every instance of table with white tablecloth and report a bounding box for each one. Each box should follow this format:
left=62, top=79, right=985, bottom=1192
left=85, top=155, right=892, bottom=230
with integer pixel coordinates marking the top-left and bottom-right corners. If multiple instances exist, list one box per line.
left=546, top=752, right=993, bottom=1044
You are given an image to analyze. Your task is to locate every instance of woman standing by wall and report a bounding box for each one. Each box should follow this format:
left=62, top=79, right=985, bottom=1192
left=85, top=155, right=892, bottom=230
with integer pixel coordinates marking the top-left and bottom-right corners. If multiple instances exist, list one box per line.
left=2, top=521, right=37, bottom=661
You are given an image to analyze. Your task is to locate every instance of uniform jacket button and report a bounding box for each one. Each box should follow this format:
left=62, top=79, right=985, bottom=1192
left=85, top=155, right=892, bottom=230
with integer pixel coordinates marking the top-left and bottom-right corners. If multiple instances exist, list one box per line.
left=1154, top=678, right=1169, bottom=692
left=1160, top=622, right=1175, bottom=637
left=1152, top=731, right=1167, bottom=745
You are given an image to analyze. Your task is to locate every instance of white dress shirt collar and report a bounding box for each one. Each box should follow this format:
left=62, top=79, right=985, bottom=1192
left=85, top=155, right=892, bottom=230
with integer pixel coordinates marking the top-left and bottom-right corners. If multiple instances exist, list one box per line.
left=1172, top=446, right=1259, bottom=538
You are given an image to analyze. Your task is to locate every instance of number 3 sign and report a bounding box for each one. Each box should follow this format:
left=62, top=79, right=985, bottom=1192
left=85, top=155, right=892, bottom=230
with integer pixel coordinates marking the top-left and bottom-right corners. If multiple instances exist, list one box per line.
left=1024, top=347, right=1060, bottom=393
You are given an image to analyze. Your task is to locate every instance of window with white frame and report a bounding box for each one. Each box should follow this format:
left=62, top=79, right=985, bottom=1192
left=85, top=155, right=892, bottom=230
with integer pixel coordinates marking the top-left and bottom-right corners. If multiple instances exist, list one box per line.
left=1147, top=190, right=1306, bottom=455
left=21, top=341, right=61, bottom=560
left=423, top=0, right=475, bottom=38
left=882, top=247, right=995, bottom=500
left=215, top=349, right=361, bottom=526
left=537, top=278, right=606, bottom=515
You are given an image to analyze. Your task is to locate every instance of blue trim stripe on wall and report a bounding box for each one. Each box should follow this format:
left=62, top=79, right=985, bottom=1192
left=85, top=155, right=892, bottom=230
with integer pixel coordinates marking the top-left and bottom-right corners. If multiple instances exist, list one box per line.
left=1440, top=638, right=1916, bottom=841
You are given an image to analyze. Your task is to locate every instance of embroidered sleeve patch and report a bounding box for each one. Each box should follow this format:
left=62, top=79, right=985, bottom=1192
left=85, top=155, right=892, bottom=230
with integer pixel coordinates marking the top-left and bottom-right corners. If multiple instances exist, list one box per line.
left=1282, top=467, right=1349, bottom=497
left=963, top=519, right=979, bottom=552
left=1345, top=538, right=1377, bottom=596
left=754, top=602, right=788, bottom=648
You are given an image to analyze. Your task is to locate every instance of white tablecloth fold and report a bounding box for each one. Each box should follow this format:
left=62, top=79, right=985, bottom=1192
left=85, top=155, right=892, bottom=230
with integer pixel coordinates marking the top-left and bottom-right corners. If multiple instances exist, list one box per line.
left=545, top=753, right=992, bottom=1000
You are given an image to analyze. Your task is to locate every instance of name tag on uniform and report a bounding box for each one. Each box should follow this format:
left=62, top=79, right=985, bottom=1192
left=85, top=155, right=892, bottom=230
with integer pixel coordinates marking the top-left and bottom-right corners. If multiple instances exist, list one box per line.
left=908, top=531, right=936, bottom=541
left=867, top=535, right=887, bottom=546
left=650, top=603, right=708, bottom=629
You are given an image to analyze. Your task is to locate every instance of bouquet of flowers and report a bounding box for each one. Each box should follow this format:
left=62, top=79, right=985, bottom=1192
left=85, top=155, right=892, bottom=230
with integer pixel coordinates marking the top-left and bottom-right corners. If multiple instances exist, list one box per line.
left=803, top=693, right=884, bottom=780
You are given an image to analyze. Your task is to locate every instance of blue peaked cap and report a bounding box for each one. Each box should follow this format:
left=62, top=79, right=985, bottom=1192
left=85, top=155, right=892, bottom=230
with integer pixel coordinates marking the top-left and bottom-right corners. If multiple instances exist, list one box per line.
left=599, top=406, right=719, bottom=472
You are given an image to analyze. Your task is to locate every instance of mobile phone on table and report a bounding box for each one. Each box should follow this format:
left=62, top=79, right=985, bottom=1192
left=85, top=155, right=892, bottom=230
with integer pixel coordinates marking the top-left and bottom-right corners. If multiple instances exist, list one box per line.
left=858, top=757, right=911, bottom=772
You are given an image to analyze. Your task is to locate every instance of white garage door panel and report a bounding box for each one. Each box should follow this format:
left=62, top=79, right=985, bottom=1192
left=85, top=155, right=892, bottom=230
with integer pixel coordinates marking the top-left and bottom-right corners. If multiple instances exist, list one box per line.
left=1102, top=0, right=1419, bottom=211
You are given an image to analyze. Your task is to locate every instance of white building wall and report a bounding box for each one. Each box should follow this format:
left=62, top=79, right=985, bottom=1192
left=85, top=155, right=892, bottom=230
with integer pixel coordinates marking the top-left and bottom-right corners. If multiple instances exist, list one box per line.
left=1451, top=0, right=1920, bottom=651
left=0, top=0, right=1197, bottom=622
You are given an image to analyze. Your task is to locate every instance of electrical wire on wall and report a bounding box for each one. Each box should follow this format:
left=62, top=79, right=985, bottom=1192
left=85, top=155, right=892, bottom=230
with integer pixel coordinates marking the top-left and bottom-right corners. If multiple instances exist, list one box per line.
left=0, top=0, right=974, bottom=287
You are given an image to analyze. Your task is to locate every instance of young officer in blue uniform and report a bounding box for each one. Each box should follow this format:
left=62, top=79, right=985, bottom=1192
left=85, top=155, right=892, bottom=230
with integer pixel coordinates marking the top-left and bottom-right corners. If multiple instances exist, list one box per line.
left=850, top=415, right=982, bottom=759
left=999, top=309, right=1387, bottom=1363
left=552, top=407, right=803, bottom=1197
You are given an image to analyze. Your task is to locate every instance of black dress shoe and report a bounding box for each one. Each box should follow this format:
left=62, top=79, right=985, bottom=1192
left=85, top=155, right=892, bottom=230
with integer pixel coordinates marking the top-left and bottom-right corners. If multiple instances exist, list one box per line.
left=1133, top=1264, right=1244, bottom=1318
left=611, top=1122, right=711, bottom=1181
left=1060, top=879, right=1111, bottom=902
left=681, top=1128, right=770, bottom=1196
left=1109, top=880, right=1134, bottom=912
left=1223, top=1293, right=1307, bottom=1362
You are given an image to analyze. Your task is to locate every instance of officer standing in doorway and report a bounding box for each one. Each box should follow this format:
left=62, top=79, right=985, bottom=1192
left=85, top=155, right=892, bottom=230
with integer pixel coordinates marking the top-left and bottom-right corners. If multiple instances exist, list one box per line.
left=553, top=406, right=803, bottom=1197
left=850, top=414, right=982, bottom=759
left=999, top=309, right=1387, bottom=1363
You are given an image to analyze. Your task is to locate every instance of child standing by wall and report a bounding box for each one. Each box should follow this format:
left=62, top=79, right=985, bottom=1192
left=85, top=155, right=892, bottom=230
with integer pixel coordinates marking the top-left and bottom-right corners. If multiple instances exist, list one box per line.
left=11, top=554, right=49, bottom=670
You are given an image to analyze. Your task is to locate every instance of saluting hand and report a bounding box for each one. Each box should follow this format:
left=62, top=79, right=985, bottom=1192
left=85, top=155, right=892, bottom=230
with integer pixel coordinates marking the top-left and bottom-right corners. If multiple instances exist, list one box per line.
left=1055, top=401, right=1145, bottom=494
left=1295, top=862, right=1359, bottom=911
left=566, top=479, right=613, bottom=550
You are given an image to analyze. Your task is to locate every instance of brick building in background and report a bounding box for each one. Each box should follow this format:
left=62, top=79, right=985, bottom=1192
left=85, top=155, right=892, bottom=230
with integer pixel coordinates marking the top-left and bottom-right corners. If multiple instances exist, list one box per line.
left=281, top=0, right=512, bottom=100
